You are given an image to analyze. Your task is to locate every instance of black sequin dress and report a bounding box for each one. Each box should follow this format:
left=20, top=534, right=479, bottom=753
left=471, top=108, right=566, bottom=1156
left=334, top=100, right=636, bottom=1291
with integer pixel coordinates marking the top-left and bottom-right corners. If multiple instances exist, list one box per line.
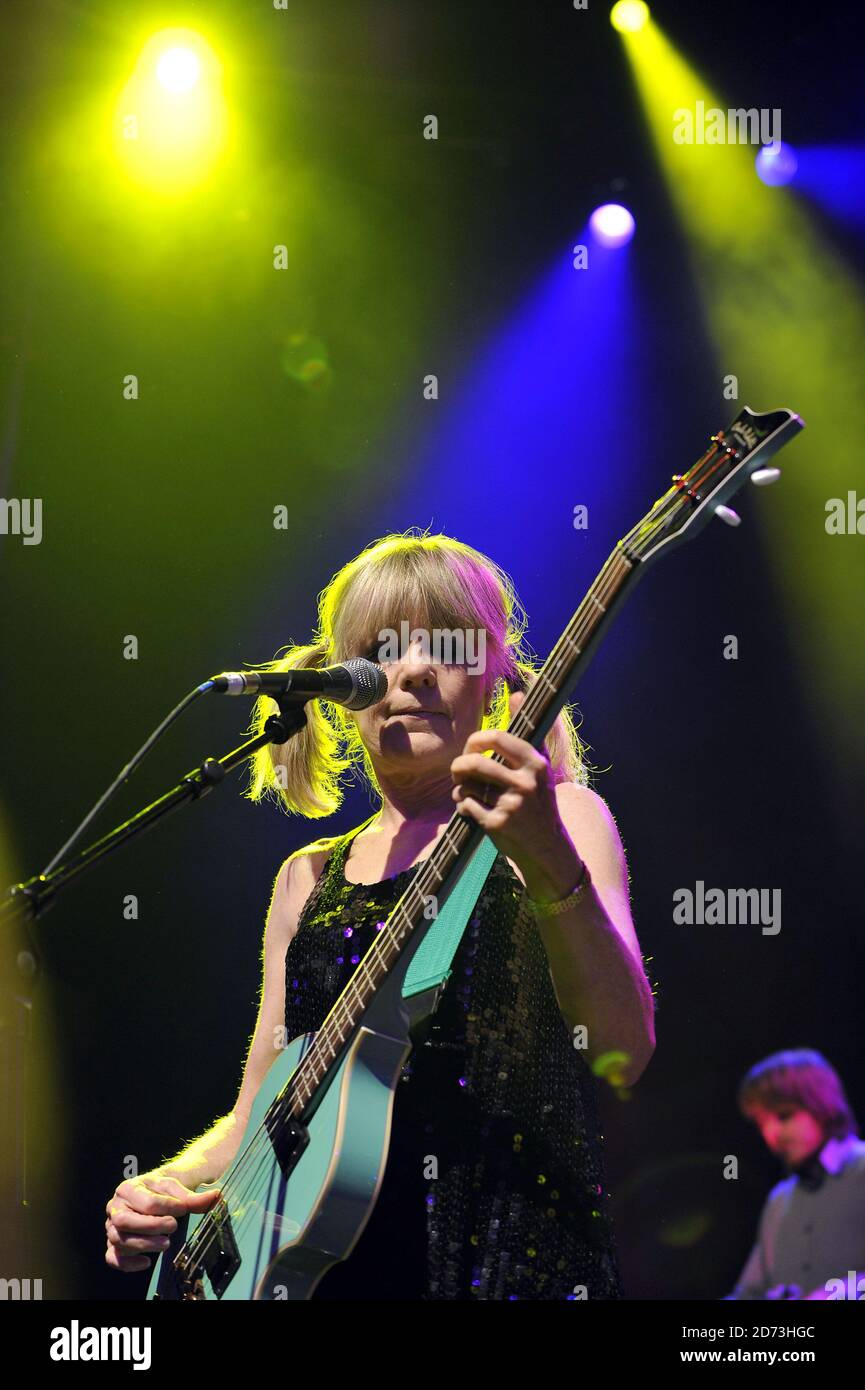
left=283, top=817, right=624, bottom=1301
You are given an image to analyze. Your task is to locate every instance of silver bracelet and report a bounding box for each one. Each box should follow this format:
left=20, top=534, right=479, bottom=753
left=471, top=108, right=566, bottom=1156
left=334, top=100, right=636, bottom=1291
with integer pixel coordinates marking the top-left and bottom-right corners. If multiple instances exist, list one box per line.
left=527, top=861, right=591, bottom=916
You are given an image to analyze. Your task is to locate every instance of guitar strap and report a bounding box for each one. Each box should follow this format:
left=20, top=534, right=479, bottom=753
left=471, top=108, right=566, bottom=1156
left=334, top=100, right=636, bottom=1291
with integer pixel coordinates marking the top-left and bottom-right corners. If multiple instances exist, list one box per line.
left=339, top=814, right=499, bottom=1000
left=401, top=832, right=498, bottom=999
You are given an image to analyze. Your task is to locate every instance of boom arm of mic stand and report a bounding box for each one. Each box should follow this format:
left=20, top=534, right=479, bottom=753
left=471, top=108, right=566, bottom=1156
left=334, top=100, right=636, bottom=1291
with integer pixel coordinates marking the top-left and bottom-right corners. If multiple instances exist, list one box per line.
left=0, top=695, right=310, bottom=968
left=0, top=696, right=308, bottom=1220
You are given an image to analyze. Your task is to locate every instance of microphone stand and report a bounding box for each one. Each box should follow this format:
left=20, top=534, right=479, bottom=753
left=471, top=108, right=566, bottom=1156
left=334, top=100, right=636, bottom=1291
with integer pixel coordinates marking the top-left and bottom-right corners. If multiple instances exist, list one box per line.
left=0, top=695, right=309, bottom=1267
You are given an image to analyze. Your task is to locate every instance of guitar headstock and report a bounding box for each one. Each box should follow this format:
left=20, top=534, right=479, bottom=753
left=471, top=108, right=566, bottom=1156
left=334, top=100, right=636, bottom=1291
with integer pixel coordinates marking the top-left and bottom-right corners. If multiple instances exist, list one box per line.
left=623, top=406, right=805, bottom=567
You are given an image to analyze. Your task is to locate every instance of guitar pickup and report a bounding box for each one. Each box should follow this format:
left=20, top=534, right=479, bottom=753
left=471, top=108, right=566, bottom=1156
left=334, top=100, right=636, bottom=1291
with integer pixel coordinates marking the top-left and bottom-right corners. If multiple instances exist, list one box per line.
left=264, top=1105, right=310, bottom=1178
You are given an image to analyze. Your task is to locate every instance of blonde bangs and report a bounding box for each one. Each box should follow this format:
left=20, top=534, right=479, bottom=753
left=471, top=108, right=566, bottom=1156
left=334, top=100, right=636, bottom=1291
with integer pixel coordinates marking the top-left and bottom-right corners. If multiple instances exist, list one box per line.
left=328, top=538, right=510, bottom=674
left=244, top=528, right=593, bottom=819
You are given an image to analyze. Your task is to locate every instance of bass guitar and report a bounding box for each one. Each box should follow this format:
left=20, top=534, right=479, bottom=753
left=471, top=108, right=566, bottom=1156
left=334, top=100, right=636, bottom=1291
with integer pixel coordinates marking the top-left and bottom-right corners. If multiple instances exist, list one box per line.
left=149, top=403, right=804, bottom=1299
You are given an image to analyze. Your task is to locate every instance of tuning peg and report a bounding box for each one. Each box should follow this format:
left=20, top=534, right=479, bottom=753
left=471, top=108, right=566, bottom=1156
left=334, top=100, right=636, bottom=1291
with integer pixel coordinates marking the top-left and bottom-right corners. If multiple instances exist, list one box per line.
left=751, top=467, right=782, bottom=486
left=714, top=504, right=741, bottom=527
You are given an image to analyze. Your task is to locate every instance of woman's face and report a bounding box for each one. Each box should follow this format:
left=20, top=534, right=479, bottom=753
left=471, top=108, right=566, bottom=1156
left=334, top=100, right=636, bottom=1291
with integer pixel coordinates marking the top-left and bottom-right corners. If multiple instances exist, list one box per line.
left=348, top=628, right=491, bottom=783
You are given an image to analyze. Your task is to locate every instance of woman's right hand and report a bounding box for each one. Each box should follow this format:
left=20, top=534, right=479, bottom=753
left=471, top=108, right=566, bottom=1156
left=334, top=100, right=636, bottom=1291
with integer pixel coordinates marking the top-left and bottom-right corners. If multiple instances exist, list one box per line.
left=105, top=1169, right=222, bottom=1273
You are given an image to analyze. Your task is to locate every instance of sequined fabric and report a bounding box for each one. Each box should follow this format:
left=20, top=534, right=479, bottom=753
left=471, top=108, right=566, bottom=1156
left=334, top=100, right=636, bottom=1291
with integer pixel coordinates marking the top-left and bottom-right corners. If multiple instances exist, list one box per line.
left=284, top=820, right=624, bottom=1301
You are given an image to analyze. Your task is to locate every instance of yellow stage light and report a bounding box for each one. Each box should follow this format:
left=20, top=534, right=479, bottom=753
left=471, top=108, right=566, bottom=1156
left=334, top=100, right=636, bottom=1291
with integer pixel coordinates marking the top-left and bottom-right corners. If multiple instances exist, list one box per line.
left=610, top=1, right=650, bottom=34
left=156, top=46, right=201, bottom=94
left=113, top=28, right=228, bottom=193
left=617, top=17, right=865, bottom=774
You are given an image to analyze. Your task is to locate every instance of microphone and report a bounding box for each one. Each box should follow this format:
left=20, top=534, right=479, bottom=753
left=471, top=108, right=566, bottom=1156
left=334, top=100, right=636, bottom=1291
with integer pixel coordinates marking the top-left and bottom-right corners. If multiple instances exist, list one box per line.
left=205, top=657, right=388, bottom=710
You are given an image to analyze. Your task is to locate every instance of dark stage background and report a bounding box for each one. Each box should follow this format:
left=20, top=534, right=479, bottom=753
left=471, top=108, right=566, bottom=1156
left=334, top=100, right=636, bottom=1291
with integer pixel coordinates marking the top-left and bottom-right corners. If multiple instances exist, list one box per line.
left=1, top=0, right=863, bottom=1300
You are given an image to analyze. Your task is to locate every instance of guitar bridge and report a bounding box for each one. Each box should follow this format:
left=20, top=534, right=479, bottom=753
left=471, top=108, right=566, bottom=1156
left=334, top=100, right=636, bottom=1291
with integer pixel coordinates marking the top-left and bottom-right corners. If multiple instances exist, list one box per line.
left=175, top=1197, right=240, bottom=1299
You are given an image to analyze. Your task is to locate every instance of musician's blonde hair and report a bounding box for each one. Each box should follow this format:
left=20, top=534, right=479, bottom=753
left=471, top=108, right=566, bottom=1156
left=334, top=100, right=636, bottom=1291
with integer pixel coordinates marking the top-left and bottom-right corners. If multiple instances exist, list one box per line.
left=244, top=528, right=592, bottom=818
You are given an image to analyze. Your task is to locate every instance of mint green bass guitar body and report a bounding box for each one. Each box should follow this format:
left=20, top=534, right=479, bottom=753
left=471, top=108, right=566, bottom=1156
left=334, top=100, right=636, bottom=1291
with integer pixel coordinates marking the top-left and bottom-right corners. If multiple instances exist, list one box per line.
left=146, top=998, right=426, bottom=1300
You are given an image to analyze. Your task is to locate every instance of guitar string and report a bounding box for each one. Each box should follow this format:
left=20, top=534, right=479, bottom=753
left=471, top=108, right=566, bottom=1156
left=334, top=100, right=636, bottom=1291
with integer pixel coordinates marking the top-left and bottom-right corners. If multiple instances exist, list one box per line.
left=175, top=468, right=707, bottom=1280
left=174, top=518, right=677, bottom=1277
left=213, top=471, right=700, bottom=1213
left=175, top=485, right=694, bottom=1279
left=182, top=432, right=742, bottom=1281
left=173, top=544, right=641, bottom=1278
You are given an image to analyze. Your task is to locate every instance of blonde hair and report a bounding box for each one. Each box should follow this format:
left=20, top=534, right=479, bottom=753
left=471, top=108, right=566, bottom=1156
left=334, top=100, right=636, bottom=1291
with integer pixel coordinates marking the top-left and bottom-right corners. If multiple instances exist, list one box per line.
left=244, top=528, right=594, bottom=818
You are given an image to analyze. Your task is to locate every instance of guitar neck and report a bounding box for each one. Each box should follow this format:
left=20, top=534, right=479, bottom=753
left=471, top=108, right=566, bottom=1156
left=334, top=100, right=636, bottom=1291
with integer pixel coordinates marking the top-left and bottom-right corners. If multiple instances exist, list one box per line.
left=510, top=545, right=636, bottom=749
